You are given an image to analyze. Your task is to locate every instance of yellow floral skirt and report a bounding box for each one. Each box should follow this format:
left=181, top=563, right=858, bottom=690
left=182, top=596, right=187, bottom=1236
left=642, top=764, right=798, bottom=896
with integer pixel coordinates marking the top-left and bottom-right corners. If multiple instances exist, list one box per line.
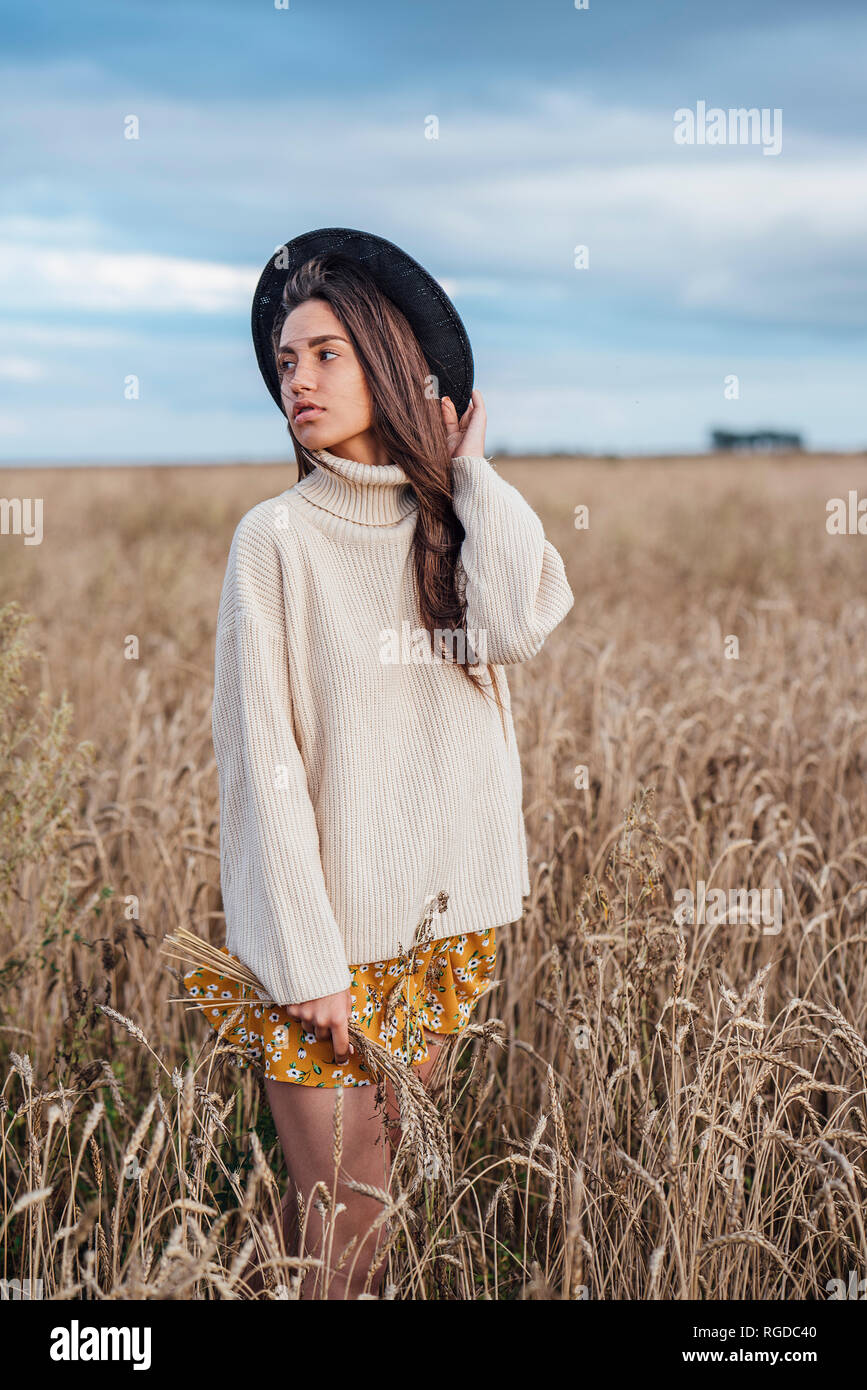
left=183, top=929, right=497, bottom=1087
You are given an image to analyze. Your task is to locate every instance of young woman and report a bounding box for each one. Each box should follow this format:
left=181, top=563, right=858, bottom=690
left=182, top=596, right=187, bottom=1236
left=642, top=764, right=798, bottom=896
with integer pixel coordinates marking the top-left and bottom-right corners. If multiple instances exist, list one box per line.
left=184, top=231, right=574, bottom=1297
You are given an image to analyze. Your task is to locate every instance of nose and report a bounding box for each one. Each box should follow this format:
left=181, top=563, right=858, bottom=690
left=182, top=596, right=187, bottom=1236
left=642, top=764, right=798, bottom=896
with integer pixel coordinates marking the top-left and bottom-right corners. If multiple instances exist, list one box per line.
left=286, top=375, right=317, bottom=399
left=285, top=378, right=322, bottom=422
left=281, top=356, right=318, bottom=397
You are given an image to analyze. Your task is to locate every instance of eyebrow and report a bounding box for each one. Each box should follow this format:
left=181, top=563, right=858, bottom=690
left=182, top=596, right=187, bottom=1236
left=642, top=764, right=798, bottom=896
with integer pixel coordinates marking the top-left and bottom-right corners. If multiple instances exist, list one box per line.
left=276, top=335, right=348, bottom=356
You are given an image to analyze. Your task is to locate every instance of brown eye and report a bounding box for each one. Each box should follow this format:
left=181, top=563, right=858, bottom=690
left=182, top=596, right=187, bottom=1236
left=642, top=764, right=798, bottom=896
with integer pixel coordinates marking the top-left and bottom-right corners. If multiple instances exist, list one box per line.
left=278, top=349, right=336, bottom=372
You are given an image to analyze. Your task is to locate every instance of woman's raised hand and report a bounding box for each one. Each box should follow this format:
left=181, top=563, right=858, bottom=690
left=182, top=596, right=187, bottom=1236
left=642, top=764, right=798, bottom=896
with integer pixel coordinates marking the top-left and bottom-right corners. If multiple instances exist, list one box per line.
left=286, top=988, right=354, bottom=1065
left=441, top=388, right=487, bottom=460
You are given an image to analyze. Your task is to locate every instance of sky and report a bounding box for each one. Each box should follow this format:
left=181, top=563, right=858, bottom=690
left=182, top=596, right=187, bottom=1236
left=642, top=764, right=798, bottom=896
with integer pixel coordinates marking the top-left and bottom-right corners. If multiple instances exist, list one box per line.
left=0, top=0, right=864, bottom=463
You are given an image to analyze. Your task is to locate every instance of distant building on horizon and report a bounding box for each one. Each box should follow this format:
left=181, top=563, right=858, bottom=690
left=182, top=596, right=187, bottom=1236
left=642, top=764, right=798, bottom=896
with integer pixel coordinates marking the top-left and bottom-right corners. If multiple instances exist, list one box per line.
left=710, top=428, right=804, bottom=452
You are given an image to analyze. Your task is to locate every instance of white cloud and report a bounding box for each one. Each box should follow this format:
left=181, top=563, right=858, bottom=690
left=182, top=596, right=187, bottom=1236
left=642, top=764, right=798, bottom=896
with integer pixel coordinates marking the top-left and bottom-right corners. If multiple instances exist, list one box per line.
left=0, top=61, right=863, bottom=455
left=0, top=233, right=257, bottom=313
left=2, top=143, right=863, bottom=327
left=4, top=320, right=129, bottom=348
left=0, top=357, right=44, bottom=382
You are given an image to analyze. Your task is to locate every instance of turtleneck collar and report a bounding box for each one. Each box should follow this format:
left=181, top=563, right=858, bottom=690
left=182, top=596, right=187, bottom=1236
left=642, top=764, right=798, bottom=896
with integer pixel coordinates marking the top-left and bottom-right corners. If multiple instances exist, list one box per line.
left=294, top=447, right=417, bottom=527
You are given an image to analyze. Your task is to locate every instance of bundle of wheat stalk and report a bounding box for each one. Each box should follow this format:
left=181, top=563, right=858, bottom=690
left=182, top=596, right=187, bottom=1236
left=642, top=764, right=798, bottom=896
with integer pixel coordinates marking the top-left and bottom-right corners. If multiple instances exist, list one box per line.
left=161, top=897, right=456, bottom=1197
left=162, top=889, right=452, bottom=1015
left=161, top=925, right=270, bottom=1006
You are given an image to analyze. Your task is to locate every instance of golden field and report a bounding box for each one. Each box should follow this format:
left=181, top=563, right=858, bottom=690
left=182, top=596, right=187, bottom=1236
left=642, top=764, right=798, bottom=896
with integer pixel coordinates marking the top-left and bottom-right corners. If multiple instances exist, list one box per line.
left=2, top=450, right=867, bottom=1300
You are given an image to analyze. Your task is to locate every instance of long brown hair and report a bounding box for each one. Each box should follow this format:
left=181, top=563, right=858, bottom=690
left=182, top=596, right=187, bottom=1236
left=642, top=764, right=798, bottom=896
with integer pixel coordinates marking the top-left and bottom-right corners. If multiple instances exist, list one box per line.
left=269, top=253, right=506, bottom=732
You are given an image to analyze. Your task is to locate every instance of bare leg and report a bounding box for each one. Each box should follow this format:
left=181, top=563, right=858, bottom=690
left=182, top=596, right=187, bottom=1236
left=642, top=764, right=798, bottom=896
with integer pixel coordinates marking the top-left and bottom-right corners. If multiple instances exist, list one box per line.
left=264, top=1076, right=393, bottom=1300
left=244, top=1033, right=449, bottom=1300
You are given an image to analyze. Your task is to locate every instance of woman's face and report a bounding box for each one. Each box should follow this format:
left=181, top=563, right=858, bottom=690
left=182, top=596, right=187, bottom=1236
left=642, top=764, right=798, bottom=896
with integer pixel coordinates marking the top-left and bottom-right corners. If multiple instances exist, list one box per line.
left=276, top=299, right=374, bottom=452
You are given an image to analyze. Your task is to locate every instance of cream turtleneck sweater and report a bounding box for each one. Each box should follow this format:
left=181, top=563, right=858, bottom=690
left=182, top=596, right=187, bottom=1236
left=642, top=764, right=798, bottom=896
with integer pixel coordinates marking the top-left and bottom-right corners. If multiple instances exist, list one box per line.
left=212, top=447, right=574, bottom=1005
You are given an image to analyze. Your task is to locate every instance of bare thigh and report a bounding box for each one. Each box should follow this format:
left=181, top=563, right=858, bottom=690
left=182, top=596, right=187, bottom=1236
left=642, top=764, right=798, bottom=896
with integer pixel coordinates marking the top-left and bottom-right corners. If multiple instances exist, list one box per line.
left=264, top=1074, right=392, bottom=1299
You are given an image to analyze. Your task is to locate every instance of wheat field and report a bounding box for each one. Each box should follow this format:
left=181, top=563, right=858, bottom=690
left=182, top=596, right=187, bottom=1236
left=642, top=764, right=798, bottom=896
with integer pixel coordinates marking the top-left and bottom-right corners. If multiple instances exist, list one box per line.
left=2, top=450, right=867, bottom=1300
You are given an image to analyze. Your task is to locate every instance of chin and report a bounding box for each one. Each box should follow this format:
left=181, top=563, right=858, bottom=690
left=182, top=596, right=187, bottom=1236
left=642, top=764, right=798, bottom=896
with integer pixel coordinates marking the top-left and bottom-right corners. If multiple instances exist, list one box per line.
left=290, top=422, right=331, bottom=448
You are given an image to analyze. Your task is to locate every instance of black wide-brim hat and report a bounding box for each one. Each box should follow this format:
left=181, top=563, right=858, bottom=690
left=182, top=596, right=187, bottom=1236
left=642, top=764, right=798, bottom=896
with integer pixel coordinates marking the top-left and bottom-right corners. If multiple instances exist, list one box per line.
left=251, top=227, right=475, bottom=419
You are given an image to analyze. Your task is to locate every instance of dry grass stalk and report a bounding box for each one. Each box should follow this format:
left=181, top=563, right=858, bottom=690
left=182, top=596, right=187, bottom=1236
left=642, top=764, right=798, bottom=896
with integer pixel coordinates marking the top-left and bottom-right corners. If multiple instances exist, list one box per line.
left=3, top=457, right=867, bottom=1298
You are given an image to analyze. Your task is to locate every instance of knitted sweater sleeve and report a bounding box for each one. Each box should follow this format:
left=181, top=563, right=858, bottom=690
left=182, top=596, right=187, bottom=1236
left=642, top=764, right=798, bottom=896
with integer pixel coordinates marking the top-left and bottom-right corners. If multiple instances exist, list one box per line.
left=450, top=455, right=575, bottom=664
left=212, top=509, right=352, bottom=1006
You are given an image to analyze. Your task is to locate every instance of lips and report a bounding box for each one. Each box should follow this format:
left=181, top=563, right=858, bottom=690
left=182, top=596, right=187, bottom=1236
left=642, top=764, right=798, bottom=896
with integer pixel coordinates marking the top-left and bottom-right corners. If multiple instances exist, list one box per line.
left=293, top=404, right=325, bottom=423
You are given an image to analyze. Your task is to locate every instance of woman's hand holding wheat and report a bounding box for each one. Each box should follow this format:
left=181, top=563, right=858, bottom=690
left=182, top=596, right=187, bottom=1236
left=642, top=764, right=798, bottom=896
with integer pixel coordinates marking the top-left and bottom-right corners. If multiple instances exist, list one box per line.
left=286, top=988, right=354, bottom=1065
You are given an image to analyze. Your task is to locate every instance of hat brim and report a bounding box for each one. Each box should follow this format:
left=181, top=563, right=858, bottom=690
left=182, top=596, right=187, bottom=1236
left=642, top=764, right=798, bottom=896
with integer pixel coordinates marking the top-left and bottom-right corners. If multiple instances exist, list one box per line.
left=251, top=227, right=475, bottom=420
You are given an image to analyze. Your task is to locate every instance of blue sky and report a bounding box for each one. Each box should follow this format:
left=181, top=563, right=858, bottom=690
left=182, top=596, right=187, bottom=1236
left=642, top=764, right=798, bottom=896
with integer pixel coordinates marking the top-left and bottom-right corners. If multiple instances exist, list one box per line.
left=1, top=0, right=864, bottom=462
